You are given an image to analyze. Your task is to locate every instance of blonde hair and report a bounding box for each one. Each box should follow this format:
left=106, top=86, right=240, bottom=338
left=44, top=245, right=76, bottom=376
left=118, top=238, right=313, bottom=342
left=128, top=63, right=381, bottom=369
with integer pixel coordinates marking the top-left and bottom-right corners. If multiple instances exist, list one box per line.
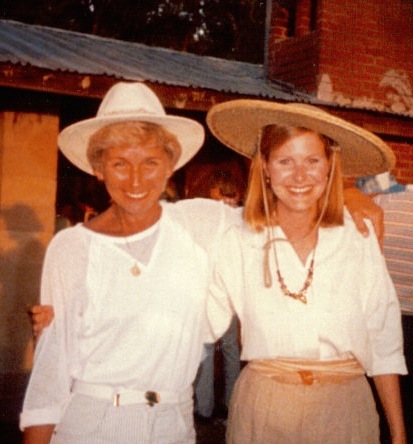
left=87, top=121, right=181, bottom=171
left=244, top=125, right=344, bottom=232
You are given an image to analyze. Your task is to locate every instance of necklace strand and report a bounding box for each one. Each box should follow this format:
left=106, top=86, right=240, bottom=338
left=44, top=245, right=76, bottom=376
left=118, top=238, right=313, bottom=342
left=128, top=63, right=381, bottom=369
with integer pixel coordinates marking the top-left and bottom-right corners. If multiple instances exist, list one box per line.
left=115, top=207, right=141, bottom=277
left=272, top=233, right=317, bottom=304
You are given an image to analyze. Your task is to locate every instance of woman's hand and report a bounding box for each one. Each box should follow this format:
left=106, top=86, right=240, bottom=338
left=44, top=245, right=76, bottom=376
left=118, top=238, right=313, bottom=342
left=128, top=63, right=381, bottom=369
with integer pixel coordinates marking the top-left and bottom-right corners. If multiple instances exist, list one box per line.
left=27, top=305, right=54, bottom=344
left=344, top=187, right=384, bottom=247
left=23, top=424, right=55, bottom=444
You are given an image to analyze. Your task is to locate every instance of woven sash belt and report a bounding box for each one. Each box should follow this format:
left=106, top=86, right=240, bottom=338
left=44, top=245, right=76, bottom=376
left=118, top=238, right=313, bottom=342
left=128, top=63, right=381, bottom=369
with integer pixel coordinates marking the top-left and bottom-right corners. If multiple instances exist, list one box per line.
left=71, top=380, right=193, bottom=407
left=249, top=358, right=365, bottom=385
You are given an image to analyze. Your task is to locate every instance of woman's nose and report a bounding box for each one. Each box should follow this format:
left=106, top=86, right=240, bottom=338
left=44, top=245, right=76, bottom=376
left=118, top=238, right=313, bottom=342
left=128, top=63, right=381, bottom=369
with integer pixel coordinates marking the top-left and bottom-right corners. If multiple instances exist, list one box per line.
left=130, top=167, right=141, bottom=188
left=292, top=164, right=307, bottom=182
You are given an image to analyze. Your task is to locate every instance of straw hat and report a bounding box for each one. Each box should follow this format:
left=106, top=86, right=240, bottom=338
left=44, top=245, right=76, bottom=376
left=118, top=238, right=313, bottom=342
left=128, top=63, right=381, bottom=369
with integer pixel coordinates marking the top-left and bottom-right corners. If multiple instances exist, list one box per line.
left=206, top=100, right=395, bottom=177
left=58, top=82, right=205, bottom=174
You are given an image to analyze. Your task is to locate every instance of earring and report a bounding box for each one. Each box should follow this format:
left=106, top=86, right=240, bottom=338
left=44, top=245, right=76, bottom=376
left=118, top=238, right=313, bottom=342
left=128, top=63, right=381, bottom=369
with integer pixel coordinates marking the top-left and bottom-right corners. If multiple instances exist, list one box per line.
left=266, top=176, right=270, bottom=185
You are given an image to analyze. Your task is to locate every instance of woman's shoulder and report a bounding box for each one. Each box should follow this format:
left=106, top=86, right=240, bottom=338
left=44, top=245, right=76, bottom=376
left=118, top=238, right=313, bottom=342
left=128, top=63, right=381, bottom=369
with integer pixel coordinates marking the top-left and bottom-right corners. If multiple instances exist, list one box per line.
left=321, top=213, right=379, bottom=255
left=162, top=198, right=242, bottom=249
left=342, top=211, right=375, bottom=238
left=166, top=197, right=233, bottom=213
left=163, top=198, right=242, bottom=228
left=49, top=223, right=91, bottom=251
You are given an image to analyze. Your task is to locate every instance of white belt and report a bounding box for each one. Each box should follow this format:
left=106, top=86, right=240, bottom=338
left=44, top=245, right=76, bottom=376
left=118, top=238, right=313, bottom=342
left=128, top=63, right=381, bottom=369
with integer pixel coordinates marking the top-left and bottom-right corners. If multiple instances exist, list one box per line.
left=71, top=380, right=193, bottom=407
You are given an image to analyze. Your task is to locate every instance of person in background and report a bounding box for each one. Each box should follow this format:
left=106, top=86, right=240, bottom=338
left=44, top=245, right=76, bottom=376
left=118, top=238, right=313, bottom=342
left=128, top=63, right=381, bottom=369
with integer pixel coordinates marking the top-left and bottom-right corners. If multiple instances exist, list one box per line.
left=206, top=99, right=407, bottom=444
left=356, top=171, right=413, bottom=443
left=194, top=170, right=242, bottom=424
left=208, top=169, right=242, bottom=208
left=54, top=203, right=75, bottom=233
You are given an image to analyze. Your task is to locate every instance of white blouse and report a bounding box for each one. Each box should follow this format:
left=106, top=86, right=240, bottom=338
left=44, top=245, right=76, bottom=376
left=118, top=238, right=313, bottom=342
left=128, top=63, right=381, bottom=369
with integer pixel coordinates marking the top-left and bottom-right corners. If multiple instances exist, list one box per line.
left=20, top=199, right=241, bottom=429
left=208, top=214, right=407, bottom=377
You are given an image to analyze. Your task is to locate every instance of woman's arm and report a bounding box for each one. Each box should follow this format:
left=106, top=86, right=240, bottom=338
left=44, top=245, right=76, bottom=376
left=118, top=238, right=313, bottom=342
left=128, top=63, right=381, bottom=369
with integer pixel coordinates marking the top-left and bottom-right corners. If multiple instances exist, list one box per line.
left=21, top=233, right=79, bottom=433
left=344, top=187, right=384, bottom=246
left=23, top=425, right=55, bottom=444
left=373, top=374, right=406, bottom=444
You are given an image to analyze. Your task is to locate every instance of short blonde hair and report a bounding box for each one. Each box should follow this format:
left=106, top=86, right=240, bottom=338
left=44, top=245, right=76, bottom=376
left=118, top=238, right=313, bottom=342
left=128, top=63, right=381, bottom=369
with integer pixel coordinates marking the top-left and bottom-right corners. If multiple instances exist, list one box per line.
left=244, top=125, right=344, bottom=232
left=87, top=121, right=181, bottom=171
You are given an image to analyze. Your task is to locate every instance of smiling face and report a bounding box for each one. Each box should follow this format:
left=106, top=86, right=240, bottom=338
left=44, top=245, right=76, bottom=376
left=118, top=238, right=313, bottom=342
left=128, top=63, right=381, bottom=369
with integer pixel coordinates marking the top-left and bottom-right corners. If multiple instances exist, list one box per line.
left=88, top=121, right=180, bottom=228
left=94, top=137, right=173, bottom=224
left=264, top=130, right=330, bottom=219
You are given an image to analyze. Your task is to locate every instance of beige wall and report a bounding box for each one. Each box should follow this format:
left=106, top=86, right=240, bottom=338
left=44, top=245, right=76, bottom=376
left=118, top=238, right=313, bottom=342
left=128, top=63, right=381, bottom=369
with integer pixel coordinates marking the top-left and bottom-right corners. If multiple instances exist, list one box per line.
left=0, top=110, right=58, bottom=421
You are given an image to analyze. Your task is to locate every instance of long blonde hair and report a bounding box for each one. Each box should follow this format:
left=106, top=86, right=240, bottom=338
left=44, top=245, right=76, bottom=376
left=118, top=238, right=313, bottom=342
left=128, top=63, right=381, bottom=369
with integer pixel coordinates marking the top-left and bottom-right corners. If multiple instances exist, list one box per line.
left=244, top=125, right=344, bottom=232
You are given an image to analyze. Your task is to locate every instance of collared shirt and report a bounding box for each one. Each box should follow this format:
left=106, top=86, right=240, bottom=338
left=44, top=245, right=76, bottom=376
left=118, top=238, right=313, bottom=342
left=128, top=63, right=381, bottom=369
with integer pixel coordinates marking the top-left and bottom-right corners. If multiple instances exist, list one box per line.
left=208, top=214, right=407, bottom=377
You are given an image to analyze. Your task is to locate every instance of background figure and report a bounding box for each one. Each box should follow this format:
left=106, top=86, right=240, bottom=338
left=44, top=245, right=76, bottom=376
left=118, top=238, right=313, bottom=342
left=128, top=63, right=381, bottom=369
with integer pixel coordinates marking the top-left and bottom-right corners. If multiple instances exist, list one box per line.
left=356, top=172, right=413, bottom=443
left=208, top=169, right=242, bottom=208
left=195, top=170, right=242, bottom=423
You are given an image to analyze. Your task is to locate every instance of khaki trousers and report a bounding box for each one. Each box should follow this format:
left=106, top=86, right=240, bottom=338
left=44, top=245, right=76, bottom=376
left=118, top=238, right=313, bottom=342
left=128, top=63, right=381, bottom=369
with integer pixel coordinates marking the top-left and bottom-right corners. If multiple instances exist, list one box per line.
left=226, top=364, right=379, bottom=444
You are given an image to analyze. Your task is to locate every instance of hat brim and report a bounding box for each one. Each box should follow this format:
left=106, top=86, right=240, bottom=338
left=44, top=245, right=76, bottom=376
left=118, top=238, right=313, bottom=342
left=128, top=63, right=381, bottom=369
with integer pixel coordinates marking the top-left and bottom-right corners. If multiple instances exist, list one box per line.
left=206, top=100, right=395, bottom=177
left=58, top=114, right=205, bottom=175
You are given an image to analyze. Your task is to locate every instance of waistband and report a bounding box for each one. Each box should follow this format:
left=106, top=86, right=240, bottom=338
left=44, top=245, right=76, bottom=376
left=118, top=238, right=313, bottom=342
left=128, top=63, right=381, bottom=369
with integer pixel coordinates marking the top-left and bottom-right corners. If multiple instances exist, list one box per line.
left=71, top=380, right=193, bottom=407
left=248, top=358, right=365, bottom=385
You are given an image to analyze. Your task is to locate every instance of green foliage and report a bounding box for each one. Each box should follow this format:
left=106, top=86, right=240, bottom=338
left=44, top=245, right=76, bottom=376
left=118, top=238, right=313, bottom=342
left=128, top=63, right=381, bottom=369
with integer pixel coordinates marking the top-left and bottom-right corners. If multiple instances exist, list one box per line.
left=1, top=0, right=266, bottom=63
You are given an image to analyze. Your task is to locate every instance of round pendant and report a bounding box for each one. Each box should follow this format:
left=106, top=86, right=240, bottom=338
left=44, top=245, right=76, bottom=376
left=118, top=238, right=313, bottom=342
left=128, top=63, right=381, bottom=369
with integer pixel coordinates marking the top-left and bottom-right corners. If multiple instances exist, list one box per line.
left=130, top=264, right=141, bottom=276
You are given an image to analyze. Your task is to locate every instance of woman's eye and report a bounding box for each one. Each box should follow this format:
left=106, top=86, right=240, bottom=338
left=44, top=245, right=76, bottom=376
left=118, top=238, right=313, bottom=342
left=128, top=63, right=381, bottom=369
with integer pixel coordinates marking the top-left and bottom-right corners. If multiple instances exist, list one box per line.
left=277, top=158, right=291, bottom=166
left=112, top=160, right=126, bottom=168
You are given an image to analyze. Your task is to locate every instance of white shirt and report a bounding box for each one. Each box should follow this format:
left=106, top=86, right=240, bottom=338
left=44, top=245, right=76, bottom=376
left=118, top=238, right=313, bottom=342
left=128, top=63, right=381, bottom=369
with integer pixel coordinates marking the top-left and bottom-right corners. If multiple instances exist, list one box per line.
left=20, top=199, right=241, bottom=429
left=208, top=214, right=407, bottom=377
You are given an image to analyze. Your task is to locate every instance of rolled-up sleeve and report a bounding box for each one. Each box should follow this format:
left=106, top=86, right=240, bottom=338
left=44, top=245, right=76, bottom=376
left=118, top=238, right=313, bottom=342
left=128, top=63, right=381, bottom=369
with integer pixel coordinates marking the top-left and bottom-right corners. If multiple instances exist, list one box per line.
left=20, top=232, right=82, bottom=430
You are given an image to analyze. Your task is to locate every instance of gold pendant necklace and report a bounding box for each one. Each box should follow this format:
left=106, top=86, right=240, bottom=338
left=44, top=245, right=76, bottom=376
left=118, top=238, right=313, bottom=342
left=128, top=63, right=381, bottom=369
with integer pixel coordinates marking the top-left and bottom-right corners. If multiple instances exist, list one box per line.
left=273, top=237, right=317, bottom=304
left=124, top=239, right=141, bottom=277
left=115, top=207, right=141, bottom=277
left=130, top=263, right=141, bottom=277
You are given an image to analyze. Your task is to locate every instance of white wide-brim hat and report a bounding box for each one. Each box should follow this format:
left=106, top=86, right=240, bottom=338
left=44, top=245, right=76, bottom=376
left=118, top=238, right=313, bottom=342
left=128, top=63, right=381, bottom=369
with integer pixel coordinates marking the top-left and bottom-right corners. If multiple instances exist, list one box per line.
left=207, top=100, right=396, bottom=177
left=58, top=82, right=205, bottom=175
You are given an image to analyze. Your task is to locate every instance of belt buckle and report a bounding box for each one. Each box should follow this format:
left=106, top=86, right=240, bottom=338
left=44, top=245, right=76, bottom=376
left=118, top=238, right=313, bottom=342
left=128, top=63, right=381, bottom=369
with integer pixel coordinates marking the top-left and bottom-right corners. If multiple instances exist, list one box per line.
left=145, top=391, right=160, bottom=407
left=298, top=370, right=315, bottom=385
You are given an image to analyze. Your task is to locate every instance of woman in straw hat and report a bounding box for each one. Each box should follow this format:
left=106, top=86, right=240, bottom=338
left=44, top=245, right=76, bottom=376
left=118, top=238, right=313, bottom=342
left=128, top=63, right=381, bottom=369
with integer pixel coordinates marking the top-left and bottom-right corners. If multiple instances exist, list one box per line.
left=23, top=83, right=384, bottom=444
left=206, top=100, right=407, bottom=444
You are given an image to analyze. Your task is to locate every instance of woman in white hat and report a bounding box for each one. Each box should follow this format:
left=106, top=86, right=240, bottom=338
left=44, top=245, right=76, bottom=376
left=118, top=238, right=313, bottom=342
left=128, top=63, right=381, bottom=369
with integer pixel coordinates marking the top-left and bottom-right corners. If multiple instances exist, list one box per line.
left=206, top=100, right=407, bottom=443
left=22, top=83, right=385, bottom=444
left=20, top=82, right=243, bottom=444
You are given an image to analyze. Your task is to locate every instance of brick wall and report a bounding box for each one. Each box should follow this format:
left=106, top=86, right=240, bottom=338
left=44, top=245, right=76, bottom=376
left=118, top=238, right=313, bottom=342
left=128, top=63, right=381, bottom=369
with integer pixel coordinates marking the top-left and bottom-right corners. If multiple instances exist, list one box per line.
left=268, top=0, right=413, bottom=109
left=390, top=141, right=413, bottom=184
left=267, top=0, right=413, bottom=185
left=317, top=0, right=413, bottom=110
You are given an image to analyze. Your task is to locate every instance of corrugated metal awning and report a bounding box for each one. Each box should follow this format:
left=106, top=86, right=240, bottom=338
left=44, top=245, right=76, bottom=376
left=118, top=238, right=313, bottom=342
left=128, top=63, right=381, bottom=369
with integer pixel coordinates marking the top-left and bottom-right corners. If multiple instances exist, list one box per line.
left=0, top=19, right=314, bottom=102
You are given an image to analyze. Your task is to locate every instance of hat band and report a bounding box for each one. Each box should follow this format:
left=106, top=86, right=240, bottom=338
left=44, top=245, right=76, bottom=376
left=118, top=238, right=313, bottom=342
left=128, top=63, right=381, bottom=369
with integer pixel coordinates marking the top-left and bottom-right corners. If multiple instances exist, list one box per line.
left=99, top=108, right=166, bottom=118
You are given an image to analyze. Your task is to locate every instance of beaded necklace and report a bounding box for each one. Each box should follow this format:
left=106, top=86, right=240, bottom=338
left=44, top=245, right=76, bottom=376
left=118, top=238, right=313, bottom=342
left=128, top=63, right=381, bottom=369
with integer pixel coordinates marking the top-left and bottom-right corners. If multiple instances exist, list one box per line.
left=272, top=234, right=318, bottom=304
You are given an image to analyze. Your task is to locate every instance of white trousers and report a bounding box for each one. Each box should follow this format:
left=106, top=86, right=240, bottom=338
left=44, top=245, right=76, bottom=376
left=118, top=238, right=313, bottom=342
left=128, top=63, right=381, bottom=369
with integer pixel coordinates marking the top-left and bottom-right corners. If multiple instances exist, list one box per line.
left=51, top=393, right=196, bottom=443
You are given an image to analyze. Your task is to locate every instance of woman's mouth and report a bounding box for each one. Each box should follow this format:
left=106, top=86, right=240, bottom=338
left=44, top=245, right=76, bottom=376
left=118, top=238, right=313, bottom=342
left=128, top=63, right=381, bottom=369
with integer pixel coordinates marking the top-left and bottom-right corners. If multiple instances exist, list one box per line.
left=288, top=186, right=313, bottom=194
left=126, top=191, right=148, bottom=199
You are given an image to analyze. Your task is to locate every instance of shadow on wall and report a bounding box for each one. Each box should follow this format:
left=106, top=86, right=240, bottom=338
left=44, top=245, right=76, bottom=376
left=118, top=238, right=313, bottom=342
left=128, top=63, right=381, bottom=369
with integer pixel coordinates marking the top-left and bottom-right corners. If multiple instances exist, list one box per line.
left=0, top=203, right=45, bottom=427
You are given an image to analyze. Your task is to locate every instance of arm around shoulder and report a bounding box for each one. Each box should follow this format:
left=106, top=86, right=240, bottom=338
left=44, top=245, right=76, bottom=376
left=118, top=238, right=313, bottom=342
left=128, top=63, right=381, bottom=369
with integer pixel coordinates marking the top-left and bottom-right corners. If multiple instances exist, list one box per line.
left=344, top=187, right=384, bottom=247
